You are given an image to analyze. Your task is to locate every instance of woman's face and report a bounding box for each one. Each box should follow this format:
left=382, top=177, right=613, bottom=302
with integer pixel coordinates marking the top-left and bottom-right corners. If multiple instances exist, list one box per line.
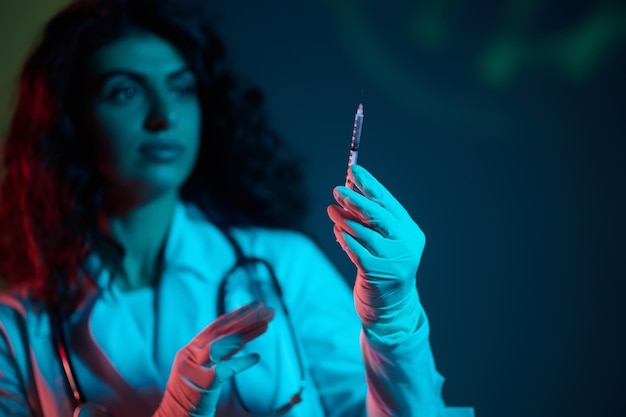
left=85, top=29, right=201, bottom=202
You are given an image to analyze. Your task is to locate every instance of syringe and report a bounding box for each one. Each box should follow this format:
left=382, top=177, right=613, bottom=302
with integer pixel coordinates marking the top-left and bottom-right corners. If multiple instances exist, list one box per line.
left=345, top=103, right=364, bottom=190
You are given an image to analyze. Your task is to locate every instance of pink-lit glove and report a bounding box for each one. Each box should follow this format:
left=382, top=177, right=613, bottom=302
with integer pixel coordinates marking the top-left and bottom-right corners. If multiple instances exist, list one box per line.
left=153, top=301, right=275, bottom=417
left=327, top=165, right=425, bottom=343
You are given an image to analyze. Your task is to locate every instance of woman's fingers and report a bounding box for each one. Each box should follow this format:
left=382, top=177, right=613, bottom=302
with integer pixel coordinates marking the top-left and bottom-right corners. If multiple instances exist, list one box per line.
left=331, top=186, right=400, bottom=239
left=187, top=302, right=274, bottom=365
left=328, top=205, right=390, bottom=258
left=208, top=322, right=269, bottom=363
left=347, top=164, right=411, bottom=222
left=180, top=316, right=269, bottom=389
left=191, top=301, right=275, bottom=350
left=214, top=307, right=274, bottom=341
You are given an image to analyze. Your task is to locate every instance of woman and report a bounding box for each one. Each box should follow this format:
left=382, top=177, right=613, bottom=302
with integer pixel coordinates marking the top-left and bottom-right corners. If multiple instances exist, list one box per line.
left=0, top=0, right=474, bottom=416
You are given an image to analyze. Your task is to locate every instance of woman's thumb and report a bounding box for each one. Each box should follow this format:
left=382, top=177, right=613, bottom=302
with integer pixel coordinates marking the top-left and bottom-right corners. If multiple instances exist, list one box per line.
left=210, top=353, right=261, bottom=388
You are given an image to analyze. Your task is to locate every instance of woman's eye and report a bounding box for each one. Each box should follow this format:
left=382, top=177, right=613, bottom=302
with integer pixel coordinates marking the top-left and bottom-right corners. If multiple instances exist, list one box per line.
left=108, top=86, right=139, bottom=101
left=172, top=84, right=196, bottom=96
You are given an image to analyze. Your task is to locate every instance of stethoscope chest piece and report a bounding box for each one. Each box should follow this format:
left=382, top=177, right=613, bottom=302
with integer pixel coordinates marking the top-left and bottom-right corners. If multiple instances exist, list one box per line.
left=73, top=403, right=111, bottom=417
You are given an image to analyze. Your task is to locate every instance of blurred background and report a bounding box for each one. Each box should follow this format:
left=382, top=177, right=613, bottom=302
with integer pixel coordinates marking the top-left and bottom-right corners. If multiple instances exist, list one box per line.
left=1, top=1, right=624, bottom=416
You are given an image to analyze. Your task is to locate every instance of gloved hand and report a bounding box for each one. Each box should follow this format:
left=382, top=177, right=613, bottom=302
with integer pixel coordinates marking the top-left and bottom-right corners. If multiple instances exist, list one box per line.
left=153, top=301, right=275, bottom=417
left=327, top=164, right=425, bottom=343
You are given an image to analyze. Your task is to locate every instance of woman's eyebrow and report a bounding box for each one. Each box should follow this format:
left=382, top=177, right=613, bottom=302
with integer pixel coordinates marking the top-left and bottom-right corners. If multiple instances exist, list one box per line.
left=167, top=67, right=193, bottom=80
left=91, top=67, right=192, bottom=85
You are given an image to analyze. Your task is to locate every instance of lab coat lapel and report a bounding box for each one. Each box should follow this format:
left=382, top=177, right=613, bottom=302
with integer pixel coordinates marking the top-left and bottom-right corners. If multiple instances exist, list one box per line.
left=68, top=281, right=163, bottom=414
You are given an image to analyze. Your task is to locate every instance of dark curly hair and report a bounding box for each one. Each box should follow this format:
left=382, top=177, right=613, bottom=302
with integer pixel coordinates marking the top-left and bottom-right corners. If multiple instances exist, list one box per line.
left=0, top=0, right=308, bottom=301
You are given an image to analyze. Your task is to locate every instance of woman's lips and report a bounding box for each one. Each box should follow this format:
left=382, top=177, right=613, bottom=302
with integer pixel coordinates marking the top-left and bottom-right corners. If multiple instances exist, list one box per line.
left=138, top=141, right=184, bottom=162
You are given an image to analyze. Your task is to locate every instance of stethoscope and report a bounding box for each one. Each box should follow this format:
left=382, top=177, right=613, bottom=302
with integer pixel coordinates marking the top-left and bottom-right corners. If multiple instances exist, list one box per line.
left=50, top=227, right=307, bottom=416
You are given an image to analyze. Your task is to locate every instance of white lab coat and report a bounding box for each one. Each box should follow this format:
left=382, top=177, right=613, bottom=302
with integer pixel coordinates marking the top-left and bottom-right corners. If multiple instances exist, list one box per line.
left=0, top=201, right=474, bottom=417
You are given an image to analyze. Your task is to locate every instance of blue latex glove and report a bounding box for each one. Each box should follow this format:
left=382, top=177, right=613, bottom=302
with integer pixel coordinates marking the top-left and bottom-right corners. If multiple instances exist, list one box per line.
left=153, top=301, right=274, bottom=417
left=327, top=165, right=425, bottom=344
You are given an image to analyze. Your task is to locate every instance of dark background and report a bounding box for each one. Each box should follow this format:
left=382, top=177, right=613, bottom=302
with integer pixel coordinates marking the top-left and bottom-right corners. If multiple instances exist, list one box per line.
left=208, top=1, right=625, bottom=416
left=1, top=1, right=625, bottom=416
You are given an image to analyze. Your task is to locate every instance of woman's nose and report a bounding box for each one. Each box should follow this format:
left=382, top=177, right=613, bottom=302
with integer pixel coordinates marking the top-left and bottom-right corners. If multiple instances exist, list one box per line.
left=144, top=98, right=177, bottom=131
